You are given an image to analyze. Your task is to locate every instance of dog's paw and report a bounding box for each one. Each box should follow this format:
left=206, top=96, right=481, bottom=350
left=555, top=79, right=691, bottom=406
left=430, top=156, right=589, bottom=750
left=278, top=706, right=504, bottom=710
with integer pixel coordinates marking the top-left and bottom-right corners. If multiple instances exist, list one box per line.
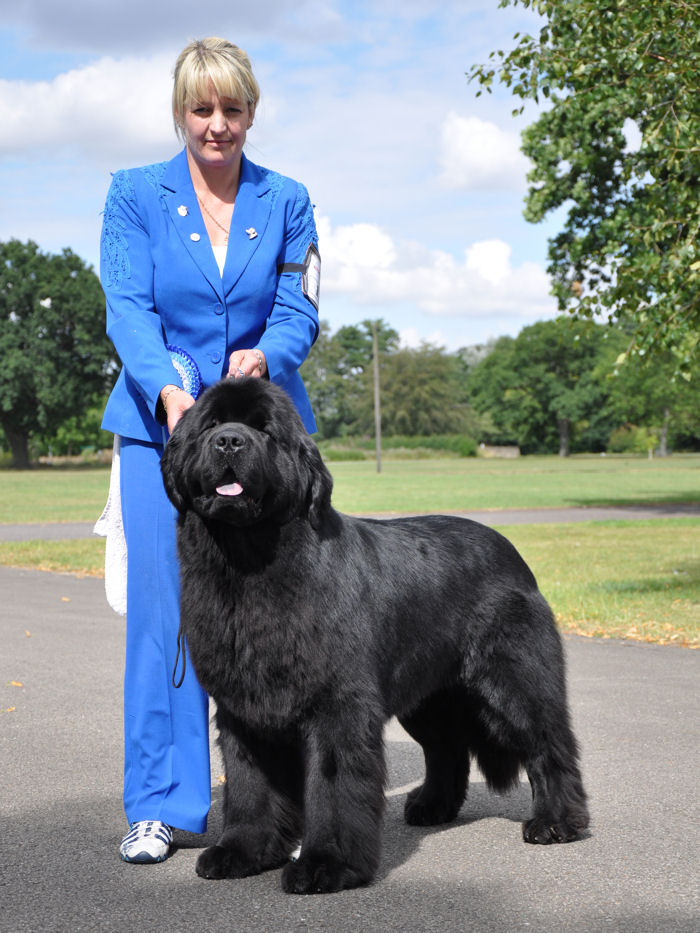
left=196, top=844, right=249, bottom=879
left=404, top=785, right=461, bottom=826
left=281, top=851, right=371, bottom=895
left=196, top=843, right=283, bottom=879
left=522, top=817, right=581, bottom=845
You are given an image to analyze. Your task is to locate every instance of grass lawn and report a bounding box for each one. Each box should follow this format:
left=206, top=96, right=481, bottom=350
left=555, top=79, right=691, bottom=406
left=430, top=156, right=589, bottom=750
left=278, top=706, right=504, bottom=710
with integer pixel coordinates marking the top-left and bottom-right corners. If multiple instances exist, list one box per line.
left=327, top=454, right=700, bottom=513
left=500, top=519, right=699, bottom=648
left=0, top=518, right=696, bottom=649
left=0, top=466, right=112, bottom=524
left=1, top=453, right=699, bottom=523
left=0, top=538, right=107, bottom=577
left=1, top=455, right=697, bottom=647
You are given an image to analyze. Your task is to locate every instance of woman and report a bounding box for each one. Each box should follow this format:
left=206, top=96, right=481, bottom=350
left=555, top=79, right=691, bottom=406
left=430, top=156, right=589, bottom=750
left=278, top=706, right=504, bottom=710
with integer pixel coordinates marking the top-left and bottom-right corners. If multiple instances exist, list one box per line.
left=99, top=37, right=320, bottom=863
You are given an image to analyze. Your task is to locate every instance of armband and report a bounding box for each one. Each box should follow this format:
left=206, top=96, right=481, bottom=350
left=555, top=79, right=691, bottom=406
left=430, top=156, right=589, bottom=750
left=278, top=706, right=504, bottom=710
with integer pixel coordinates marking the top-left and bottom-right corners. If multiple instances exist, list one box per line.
left=277, top=243, right=321, bottom=310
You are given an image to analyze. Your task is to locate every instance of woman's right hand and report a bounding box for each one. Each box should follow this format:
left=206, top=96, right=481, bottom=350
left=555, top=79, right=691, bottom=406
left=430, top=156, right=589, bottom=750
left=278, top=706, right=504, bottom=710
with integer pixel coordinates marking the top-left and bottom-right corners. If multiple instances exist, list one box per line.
left=161, top=385, right=195, bottom=433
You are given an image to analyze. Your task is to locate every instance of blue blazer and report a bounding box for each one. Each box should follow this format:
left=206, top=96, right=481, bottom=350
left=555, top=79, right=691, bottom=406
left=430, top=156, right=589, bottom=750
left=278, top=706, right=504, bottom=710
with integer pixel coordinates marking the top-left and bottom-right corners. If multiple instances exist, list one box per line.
left=100, top=149, right=319, bottom=443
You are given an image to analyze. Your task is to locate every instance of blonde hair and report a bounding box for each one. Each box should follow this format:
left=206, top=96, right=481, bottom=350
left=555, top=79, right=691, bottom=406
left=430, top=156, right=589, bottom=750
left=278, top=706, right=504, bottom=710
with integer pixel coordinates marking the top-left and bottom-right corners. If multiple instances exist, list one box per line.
left=172, top=37, right=260, bottom=135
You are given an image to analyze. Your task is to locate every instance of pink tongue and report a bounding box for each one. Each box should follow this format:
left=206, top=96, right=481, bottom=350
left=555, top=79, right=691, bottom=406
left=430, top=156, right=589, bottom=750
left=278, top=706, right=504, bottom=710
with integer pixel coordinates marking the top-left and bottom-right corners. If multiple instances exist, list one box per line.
left=216, top=482, right=244, bottom=496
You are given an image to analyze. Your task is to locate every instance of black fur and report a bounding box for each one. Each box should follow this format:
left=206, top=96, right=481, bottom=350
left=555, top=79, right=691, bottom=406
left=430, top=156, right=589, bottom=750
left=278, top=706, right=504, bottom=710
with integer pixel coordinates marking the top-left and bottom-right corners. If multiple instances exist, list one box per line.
left=161, top=378, right=589, bottom=894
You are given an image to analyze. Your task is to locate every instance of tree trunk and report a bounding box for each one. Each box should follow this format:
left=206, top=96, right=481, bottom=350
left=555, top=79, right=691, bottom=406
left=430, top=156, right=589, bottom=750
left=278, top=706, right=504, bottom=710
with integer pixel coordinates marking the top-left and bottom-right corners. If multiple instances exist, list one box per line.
left=557, top=418, right=570, bottom=457
left=372, top=321, right=382, bottom=474
left=658, top=406, right=671, bottom=457
left=4, top=427, right=30, bottom=469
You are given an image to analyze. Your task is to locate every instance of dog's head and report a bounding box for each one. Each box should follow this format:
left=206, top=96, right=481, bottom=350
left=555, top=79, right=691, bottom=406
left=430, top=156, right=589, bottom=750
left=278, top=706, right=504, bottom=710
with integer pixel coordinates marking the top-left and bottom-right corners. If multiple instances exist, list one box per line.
left=160, top=378, right=333, bottom=529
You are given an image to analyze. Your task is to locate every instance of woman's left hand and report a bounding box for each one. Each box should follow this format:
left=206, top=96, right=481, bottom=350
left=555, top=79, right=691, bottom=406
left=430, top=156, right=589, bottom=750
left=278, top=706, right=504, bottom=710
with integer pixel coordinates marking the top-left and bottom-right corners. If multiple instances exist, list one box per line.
left=227, top=348, right=267, bottom=379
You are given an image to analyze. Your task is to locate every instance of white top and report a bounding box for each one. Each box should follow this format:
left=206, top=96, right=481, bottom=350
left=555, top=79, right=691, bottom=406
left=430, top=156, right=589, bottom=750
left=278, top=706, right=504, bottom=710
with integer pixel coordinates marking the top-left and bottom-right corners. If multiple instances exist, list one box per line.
left=211, top=243, right=228, bottom=276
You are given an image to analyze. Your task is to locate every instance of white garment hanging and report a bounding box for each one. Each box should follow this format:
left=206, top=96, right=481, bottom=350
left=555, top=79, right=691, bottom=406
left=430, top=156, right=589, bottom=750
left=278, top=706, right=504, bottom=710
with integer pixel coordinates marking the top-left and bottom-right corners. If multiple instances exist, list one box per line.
left=93, top=435, right=128, bottom=616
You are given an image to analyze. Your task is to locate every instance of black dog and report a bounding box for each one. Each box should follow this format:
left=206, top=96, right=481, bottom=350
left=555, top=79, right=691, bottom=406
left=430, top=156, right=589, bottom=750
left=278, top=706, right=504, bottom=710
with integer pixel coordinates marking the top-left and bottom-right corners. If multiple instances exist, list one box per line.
left=161, top=378, right=589, bottom=894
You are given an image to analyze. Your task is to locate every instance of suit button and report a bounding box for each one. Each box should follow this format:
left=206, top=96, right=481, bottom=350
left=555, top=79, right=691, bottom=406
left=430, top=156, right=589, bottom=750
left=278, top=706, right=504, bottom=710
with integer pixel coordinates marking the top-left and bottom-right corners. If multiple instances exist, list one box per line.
left=214, top=302, right=224, bottom=315
left=211, top=351, right=222, bottom=364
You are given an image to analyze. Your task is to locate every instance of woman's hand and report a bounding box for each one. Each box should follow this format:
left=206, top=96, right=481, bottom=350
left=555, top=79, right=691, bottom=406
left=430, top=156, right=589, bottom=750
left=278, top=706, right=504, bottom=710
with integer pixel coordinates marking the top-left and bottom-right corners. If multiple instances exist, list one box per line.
left=227, top=348, right=267, bottom=379
left=160, top=385, right=195, bottom=433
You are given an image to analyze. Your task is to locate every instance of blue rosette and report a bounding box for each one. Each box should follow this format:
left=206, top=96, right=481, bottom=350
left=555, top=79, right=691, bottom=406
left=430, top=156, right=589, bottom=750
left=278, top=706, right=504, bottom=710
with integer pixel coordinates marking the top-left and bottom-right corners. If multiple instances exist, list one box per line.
left=166, top=344, right=202, bottom=400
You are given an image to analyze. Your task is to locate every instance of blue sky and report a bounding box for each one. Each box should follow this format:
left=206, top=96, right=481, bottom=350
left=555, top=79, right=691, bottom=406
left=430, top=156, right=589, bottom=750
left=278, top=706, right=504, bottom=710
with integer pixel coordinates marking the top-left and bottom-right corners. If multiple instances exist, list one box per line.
left=0, top=0, right=563, bottom=350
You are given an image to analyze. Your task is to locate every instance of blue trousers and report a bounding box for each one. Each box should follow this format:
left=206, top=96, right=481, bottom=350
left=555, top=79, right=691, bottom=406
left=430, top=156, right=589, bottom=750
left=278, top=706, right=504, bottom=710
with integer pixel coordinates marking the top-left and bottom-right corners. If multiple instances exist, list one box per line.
left=119, top=437, right=210, bottom=832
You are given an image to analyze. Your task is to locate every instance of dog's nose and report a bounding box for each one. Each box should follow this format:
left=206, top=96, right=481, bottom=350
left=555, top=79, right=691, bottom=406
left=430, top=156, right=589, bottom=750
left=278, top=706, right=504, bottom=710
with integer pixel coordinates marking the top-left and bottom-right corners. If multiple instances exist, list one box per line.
left=214, top=429, right=245, bottom=453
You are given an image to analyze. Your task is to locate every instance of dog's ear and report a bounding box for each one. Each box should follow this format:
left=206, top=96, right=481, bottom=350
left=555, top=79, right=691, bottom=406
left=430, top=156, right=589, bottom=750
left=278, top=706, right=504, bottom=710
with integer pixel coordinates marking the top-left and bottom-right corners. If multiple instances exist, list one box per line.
left=300, top=435, right=333, bottom=529
left=160, top=422, right=189, bottom=514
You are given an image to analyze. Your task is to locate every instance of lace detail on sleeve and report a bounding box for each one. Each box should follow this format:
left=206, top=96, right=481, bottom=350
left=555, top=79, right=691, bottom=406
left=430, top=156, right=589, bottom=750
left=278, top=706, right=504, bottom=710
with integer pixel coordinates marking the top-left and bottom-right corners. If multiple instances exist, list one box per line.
left=101, top=170, right=135, bottom=290
left=260, top=167, right=285, bottom=211
left=293, top=183, right=318, bottom=249
left=141, top=160, right=168, bottom=197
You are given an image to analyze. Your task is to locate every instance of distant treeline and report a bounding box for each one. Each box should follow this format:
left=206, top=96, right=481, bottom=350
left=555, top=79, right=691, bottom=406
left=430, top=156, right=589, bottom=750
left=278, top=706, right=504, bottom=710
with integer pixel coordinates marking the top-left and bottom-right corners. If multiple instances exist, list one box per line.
left=300, top=317, right=700, bottom=457
left=4, top=314, right=698, bottom=464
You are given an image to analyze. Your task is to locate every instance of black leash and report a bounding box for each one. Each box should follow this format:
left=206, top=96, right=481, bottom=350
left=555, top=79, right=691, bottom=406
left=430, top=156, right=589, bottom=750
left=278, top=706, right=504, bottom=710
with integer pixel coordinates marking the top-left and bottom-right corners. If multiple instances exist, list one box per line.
left=172, top=623, right=187, bottom=688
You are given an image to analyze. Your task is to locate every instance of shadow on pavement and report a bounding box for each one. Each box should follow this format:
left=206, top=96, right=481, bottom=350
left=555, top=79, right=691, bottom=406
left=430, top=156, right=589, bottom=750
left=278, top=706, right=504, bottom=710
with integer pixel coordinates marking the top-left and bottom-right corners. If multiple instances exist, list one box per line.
left=1, top=568, right=698, bottom=932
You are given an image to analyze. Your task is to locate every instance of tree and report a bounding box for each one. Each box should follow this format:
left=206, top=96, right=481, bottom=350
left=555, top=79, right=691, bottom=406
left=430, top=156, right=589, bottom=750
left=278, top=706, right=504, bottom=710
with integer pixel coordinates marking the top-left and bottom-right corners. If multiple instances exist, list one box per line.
left=301, top=319, right=399, bottom=438
left=465, top=335, right=519, bottom=446
left=38, top=397, right=114, bottom=457
left=358, top=344, right=475, bottom=437
left=606, top=350, right=700, bottom=455
left=469, top=0, right=700, bottom=371
left=0, top=240, right=114, bottom=467
left=468, top=317, right=621, bottom=455
left=302, top=322, right=483, bottom=439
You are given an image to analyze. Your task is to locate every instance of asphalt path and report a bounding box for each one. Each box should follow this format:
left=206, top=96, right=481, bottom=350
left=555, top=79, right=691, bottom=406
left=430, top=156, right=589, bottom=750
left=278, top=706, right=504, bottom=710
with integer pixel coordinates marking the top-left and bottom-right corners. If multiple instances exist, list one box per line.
left=1, top=512, right=698, bottom=932
left=2, top=502, right=699, bottom=541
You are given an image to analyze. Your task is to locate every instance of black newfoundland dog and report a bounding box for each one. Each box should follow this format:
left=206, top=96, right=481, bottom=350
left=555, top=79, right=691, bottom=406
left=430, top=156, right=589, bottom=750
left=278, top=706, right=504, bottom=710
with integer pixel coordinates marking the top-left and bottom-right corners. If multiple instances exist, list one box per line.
left=161, top=378, right=589, bottom=894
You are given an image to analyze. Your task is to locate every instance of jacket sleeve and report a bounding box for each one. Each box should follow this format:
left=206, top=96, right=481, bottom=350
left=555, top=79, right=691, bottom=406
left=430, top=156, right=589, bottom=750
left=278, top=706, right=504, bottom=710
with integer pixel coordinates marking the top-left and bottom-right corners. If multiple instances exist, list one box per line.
left=100, top=170, right=182, bottom=420
left=257, top=182, right=320, bottom=386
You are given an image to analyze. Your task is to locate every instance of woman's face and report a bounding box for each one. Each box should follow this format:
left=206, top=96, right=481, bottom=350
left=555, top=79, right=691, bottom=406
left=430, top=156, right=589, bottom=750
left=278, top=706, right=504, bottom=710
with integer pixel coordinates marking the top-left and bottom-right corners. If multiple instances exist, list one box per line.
left=182, top=84, right=254, bottom=174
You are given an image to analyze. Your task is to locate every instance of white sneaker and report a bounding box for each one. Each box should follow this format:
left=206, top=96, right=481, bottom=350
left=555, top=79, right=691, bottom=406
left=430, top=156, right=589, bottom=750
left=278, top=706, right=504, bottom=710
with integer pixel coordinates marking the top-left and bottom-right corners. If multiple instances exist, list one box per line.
left=119, top=820, right=172, bottom=863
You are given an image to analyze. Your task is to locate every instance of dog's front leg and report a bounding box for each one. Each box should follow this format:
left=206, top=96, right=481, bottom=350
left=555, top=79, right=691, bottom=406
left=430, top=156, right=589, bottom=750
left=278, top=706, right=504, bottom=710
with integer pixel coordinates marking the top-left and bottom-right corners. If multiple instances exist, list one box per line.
left=281, top=711, right=386, bottom=894
left=197, top=711, right=303, bottom=880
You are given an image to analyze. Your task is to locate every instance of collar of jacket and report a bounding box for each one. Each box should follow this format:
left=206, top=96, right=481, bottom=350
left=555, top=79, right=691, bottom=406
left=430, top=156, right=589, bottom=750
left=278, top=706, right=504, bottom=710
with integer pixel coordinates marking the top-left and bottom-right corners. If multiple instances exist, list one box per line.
left=159, top=149, right=273, bottom=301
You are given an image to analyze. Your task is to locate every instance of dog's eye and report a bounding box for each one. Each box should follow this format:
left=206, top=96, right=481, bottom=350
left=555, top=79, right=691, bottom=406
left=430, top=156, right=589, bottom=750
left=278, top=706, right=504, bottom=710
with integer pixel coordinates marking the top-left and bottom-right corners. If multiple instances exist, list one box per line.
left=208, top=418, right=220, bottom=429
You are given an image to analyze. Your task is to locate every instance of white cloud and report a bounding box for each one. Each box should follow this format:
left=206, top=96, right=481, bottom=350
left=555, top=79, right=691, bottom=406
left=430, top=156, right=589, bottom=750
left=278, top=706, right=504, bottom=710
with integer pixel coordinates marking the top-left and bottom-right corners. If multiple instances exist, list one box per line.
left=326, top=222, right=397, bottom=269
left=438, top=111, right=529, bottom=190
left=317, top=213, right=555, bottom=319
left=0, top=3, right=558, bottom=351
left=0, top=0, right=346, bottom=54
left=0, top=55, right=174, bottom=163
left=465, top=239, right=511, bottom=286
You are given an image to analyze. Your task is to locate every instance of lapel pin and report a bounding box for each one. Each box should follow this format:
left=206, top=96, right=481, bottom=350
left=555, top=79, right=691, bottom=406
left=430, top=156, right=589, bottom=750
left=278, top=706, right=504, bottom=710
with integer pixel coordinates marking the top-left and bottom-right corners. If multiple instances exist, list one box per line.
left=245, top=227, right=258, bottom=240
left=178, top=205, right=188, bottom=217
left=190, top=232, right=201, bottom=242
